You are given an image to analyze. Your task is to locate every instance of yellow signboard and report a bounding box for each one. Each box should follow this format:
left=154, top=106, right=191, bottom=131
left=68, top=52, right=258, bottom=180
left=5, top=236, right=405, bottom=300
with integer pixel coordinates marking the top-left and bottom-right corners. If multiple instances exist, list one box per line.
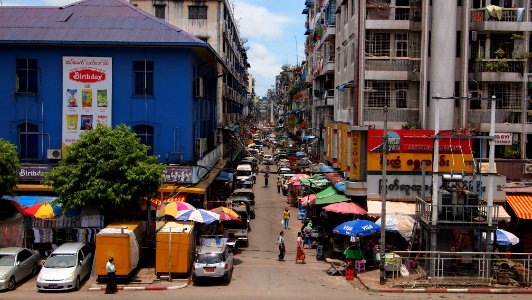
left=367, top=153, right=474, bottom=173
left=350, top=131, right=362, bottom=181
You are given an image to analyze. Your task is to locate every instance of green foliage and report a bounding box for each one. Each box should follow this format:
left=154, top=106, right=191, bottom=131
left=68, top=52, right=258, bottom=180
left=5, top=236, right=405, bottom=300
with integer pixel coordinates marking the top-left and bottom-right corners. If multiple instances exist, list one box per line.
left=401, top=122, right=419, bottom=130
left=0, top=139, right=20, bottom=196
left=481, top=60, right=509, bottom=73
left=503, top=145, right=521, bottom=159
left=43, top=124, right=165, bottom=211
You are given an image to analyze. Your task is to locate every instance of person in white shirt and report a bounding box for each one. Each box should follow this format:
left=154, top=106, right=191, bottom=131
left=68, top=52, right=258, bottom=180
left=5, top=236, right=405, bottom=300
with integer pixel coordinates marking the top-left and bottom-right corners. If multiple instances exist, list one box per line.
left=277, top=231, right=285, bottom=261
left=105, top=257, right=117, bottom=294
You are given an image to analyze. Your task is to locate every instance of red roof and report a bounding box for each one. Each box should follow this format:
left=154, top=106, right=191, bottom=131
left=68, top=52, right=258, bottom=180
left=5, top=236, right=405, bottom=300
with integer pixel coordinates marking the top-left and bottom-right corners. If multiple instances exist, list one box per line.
left=0, top=0, right=205, bottom=46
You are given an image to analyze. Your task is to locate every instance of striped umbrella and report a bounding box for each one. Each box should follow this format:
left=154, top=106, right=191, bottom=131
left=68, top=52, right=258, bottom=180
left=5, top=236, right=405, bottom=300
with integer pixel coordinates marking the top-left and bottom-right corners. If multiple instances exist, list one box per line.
left=22, top=203, right=60, bottom=219
left=175, top=209, right=220, bottom=224
left=210, top=206, right=239, bottom=218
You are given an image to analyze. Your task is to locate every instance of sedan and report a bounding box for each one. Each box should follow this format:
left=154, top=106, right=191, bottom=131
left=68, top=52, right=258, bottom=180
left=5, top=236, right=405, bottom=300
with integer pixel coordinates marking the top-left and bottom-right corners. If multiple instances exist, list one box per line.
left=0, top=247, right=40, bottom=291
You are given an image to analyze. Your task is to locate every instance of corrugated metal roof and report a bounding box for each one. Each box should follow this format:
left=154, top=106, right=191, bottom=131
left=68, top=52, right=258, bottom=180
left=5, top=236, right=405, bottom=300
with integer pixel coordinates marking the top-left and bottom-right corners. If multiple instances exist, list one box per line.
left=0, top=0, right=206, bottom=46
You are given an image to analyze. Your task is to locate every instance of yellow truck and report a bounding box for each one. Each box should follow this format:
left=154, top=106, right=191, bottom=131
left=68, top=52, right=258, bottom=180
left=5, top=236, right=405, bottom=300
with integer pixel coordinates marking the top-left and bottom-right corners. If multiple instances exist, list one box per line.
left=155, top=221, right=196, bottom=277
left=95, top=221, right=144, bottom=280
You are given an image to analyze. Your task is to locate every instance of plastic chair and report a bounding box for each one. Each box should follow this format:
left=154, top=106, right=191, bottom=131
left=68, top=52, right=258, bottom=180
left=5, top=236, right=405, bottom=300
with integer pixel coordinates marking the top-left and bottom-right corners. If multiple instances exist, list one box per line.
left=355, top=260, right=366, bottom=273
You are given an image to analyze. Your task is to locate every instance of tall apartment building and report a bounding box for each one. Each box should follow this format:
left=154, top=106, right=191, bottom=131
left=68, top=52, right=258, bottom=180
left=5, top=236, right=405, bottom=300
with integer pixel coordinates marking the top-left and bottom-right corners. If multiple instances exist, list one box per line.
left=330, top=0, right=531, bottom=161
left=131, top=0, right=250, bottom=130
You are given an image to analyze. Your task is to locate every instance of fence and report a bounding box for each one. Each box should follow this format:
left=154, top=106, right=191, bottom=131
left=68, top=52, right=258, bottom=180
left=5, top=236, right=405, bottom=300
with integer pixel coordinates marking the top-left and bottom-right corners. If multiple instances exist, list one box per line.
left=383, top=251, right=532, bottom=287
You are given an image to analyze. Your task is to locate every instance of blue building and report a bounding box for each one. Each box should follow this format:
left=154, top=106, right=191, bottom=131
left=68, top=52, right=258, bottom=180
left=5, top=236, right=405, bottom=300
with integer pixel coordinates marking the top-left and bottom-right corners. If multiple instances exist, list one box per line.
left=0, top=0, right=220, bottom=165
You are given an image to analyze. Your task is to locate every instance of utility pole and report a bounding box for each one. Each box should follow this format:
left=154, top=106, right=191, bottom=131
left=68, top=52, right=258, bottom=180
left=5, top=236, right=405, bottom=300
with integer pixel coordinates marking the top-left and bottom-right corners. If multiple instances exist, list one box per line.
left=379, top=107, right=388, bottom=285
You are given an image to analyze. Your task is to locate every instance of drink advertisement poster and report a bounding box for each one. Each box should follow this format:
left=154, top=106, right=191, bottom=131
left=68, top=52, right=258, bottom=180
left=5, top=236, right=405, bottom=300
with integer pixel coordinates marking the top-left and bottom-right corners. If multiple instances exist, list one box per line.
left=62, top=56, right=112, bottom=147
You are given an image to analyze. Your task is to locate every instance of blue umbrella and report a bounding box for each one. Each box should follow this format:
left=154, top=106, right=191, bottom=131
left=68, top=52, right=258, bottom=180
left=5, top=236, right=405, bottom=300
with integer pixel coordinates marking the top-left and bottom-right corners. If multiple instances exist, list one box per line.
left=496, top=229, right=519, bottom=246
left=175, top=209, right=220, bottom=224
left=333, top=220, right=381, bottom=237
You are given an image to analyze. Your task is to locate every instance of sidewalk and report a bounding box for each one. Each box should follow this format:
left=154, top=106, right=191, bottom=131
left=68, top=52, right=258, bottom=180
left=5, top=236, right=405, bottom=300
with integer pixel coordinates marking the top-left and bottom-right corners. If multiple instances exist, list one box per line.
left=87, top=267, right=190, bottom=291
left=356, top=269, right=532, bottom=294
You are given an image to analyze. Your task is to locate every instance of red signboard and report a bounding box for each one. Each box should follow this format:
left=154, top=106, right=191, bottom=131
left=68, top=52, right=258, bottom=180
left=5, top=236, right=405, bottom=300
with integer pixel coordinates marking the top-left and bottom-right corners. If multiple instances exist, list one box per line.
left=69, top=68, right=106, bottom=83
left=367, top=129, right=473, bottom=154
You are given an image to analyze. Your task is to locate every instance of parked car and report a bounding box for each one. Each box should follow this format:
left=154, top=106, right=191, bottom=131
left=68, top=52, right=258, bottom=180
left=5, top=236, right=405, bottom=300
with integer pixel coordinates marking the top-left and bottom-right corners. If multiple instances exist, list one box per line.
left=36, top=242, right=94, bottom=291
left=192, top=238, right=234, bottom=284
left=262, top=154, right=273, bottom=165
left=230, top=188, right=255, bottom=218
left=0, top=247, right=40, bottom=291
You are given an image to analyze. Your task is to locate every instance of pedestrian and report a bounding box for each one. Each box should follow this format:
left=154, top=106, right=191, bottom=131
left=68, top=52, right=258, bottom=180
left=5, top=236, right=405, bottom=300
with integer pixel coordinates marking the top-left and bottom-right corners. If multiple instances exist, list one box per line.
left=283, top=207, right=290, bottom=229
left=276, top=177, right=282, bottom=193
left=105, top=257, right=117, bottom=294
left=277, top=231, right=285, bottom=260
left=264, top=172, right=269, bottom=186
left=296, top=232, right=306, bottom=263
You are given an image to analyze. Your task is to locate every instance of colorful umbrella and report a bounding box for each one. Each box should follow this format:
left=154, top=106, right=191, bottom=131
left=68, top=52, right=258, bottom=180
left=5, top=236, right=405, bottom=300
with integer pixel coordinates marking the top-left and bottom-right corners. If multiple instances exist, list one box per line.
left=496, top=229, right=520, bottom=246
left=22, top=203, right=60, bottom=219
left=217, top=212, right=242, bottom=222
left=210, top=206, right=239, bottom=218
left=289, top=174, right=309, bottom=182
left=175, top=209, right=220, bottom=224
left=156, top=201, right=195, bottom=218
left=323, top=202, right=367, bottom=215
left=300, top=194, right=317, bottom=206
left=333, top=220, right=381, bottom=237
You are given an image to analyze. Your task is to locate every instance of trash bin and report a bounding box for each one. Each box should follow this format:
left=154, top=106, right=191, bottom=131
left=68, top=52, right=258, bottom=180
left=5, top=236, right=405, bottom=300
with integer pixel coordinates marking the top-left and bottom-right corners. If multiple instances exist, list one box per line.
left=316, top=245, right=324, bottom=260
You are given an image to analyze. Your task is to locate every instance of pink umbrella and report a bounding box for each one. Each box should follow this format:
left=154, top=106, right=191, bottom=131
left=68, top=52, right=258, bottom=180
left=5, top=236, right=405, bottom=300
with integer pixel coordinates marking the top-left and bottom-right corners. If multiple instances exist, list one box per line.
left=300, top=194, right=317, bottom=206
left=288, top=174, right=309, bottom=182
left=323, top=202, right=367, bottom=215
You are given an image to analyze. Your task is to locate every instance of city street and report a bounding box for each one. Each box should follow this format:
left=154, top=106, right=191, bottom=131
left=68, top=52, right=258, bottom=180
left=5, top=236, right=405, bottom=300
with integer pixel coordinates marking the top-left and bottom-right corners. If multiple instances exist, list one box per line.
left=3, top=154, right=532, bottom=299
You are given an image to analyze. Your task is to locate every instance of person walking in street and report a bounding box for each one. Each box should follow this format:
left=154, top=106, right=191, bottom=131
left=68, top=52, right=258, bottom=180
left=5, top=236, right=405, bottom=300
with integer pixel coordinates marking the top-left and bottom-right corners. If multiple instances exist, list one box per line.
left=277, top=231, right=285, bottom=260
left=296, top=232, right=306, bottom=263
left=105, top=257, right=117, bottom=294
left=283, top=207, right=290, bottom=229
left=276, top=177, right=282, bottom=193
left=264, top=172, right=269, bottom=187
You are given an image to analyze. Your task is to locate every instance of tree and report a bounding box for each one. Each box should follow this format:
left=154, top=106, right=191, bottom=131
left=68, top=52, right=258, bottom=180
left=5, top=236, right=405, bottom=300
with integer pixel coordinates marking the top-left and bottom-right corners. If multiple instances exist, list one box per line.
left=0, top=138, right=20, bottom=196
left=44, top=124, right=165, bottom=211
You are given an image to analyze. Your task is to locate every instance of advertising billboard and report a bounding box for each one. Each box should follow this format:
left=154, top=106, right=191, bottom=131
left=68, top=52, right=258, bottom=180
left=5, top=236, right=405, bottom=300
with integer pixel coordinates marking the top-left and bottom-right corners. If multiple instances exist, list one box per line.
left=62, top=56, right=112, bottom=147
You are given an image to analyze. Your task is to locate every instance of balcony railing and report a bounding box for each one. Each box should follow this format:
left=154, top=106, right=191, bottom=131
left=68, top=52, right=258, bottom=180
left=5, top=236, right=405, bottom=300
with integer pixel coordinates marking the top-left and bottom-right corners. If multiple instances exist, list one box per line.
left=472, top=59, right=525, bottom=73
left=416, top=197, right=499, bottom=226
left=363, top=108, right=419, bottom=123
left=471, top=7, right=526, bottom=23
left=366, top=5, right=410, bottom=21
left=468, top=110, right=522, bottom=124
left=365, top=58, right=420, bottom=72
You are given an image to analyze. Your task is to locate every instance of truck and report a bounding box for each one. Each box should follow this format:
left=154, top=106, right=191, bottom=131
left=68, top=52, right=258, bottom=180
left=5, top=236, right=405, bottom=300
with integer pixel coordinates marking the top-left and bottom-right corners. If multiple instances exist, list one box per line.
left=223, top=201, right=250, bottom=247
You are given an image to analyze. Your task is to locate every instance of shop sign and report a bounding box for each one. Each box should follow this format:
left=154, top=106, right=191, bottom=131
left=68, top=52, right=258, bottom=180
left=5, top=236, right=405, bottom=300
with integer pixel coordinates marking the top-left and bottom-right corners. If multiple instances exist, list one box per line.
left=18, top=164, right=56, bottom=181
left=367, top=153, right=474, bottom=173
left=493, top=133, right=512, bottom=145
left=367, top=129, right=473, bottom=154
left=350, top=131, right=362, bottom=181
left=163, top=166, right=193, bottom=183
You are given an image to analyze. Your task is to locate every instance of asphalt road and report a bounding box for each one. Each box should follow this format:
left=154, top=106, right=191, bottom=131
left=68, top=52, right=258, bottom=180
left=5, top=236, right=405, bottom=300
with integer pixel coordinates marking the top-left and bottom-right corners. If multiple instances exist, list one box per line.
left=4, top=151, right=532, bottom=299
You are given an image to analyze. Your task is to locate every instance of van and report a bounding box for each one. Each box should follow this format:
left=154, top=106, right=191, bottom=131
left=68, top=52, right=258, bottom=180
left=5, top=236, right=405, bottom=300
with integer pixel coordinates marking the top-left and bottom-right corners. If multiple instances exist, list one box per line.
left=192, top=238, right=234, bottom=284
left=235, top=164, right=255, bottom=184
left=36, top=242, right=93, bottom=291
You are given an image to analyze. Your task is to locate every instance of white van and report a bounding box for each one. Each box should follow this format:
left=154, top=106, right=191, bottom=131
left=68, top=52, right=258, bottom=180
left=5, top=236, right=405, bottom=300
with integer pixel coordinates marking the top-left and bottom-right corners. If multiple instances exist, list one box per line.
left=235, top=164, right=255, bottom=184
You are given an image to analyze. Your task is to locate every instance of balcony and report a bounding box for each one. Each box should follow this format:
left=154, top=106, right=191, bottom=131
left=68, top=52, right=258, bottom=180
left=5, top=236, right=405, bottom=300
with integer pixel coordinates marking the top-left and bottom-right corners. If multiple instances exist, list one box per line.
left=467, top=110, right=524, bottom=132
left=470, top=60, right=525, bottom=82
left=470, top=7, right=531, bottom=31
left=366, top=5, right=411, bottom=29
left=363, top=107, right=419, bottom=123
left=416, top=197, right=500, bottom=227
left=365, top=58, right=420, bottom=81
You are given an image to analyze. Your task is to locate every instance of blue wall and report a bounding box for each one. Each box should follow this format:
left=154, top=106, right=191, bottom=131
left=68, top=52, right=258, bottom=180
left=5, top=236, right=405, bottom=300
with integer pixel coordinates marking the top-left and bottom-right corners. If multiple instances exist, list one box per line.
left=0, top=45, right=217, bottom=163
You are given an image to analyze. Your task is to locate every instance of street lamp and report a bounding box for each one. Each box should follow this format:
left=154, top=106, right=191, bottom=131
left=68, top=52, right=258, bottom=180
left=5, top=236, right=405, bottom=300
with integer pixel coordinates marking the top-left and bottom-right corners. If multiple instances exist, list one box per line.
left=379, top=107, right=388, bottom=285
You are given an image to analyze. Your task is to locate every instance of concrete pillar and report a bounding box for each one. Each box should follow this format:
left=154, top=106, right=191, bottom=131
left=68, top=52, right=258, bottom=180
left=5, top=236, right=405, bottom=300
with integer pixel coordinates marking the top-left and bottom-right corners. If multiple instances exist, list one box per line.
left=429, top=0, right=457, bottom=130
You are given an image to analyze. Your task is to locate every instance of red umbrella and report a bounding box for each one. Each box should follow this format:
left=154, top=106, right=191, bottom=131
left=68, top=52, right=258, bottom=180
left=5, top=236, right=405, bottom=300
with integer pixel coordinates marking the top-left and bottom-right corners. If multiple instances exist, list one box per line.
left=289, top=174, right=309, bottom=182
left=323, top=202, right=367, bottom=215
left=300, top=194, right=317, bottom=206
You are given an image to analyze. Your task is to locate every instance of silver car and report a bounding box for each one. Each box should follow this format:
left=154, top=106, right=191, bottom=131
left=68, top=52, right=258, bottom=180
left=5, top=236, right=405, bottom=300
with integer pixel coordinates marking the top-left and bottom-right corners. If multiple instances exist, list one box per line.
left=0, top=247, right=40, bottom=290
left=36, top=242, right=93, bottom=291
left=192, top=238, right=234, bottom=284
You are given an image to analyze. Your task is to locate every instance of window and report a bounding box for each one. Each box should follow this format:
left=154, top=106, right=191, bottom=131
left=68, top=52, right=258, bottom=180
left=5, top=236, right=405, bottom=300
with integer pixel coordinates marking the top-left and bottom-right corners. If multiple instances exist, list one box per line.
left=154, top=5, right=165, bottom=19
left=18, top=123, right=39, bottom=161
left=366, top=82, right=391, bottom=107
left=189, top=5, right=207, bottom=19
left=133, top=61, right=154, bottom=96
left=133, top=125, right=154, bottom=156
left=395, top=83, right=408, bottom=108
left=366, top=32, right=390, bottom=57
left=395, top=33, right=408, bottom=57
left=16, top=58, right=39, bottom=94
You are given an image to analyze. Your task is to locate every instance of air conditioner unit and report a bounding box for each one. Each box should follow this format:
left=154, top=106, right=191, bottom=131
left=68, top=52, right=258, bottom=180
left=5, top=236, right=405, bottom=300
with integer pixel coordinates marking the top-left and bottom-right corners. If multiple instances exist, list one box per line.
left=195, top=138, right=207, bottom=157
left=525, top=163, right=532, bottom=174
left=47, top=149, right=62, bottom=159
left=194, top=77, right=204, bottom=98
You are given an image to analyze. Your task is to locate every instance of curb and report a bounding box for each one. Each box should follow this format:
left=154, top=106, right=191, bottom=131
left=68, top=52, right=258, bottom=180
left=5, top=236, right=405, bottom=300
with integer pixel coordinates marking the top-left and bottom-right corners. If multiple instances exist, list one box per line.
left=369, top=287, right=532, bottom=294
left=88, top=281, right=189, bottom=291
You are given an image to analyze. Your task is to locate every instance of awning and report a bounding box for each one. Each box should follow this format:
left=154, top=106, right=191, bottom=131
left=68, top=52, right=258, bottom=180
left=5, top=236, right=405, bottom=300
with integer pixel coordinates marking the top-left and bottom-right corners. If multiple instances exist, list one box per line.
left=367, top=201, right=416, bottom=216
left=315, top=194, right=350, bottom=205
left=316, top=186, right=337, bottom=198
left=496, top=205, right=511, bottom=222
left=506, top=195, right=532, bottom=219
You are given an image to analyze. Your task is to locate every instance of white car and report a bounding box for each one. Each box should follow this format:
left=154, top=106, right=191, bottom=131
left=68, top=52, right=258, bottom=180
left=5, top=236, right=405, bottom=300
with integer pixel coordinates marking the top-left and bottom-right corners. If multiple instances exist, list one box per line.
left=262, top=154, right=273, bottom=165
